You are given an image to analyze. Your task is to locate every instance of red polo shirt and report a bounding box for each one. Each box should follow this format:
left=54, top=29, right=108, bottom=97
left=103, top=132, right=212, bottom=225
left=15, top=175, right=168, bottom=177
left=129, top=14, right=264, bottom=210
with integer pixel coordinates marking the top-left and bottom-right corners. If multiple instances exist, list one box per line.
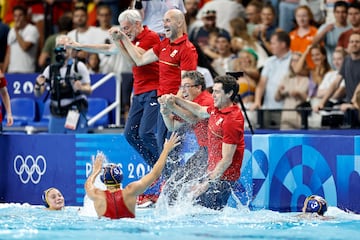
left=192, top=91, right=213, bottom=147
left=132, top=26, right=160, bottom=95
left=207, top=104, right=245, bottom=181
left=0, top=76, right=7, bottom=122
left=152, top=34, right=198, bottom=96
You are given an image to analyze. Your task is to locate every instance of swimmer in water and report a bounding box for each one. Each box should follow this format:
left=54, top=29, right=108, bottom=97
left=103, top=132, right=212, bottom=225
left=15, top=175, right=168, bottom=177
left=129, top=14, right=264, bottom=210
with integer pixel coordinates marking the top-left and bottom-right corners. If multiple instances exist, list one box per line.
left=297, top=195, right=333, bottom=220
left=42, top=187, right=65, bottom=210
left=85, top=132, right=181, bottom=219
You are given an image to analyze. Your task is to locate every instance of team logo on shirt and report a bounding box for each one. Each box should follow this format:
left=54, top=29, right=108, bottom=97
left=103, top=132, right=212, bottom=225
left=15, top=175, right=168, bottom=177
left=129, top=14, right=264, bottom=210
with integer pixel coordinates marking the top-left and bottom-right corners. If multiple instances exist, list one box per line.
left=170, top=50, right=178, bottom=57
left=216, top=118, right=223, bottom=126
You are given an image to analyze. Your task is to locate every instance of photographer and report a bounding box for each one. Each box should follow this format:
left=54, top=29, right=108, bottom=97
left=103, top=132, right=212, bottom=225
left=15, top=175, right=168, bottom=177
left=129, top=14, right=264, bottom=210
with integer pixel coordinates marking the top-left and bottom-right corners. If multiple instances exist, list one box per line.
left=34, top=35, right=92, bottom=133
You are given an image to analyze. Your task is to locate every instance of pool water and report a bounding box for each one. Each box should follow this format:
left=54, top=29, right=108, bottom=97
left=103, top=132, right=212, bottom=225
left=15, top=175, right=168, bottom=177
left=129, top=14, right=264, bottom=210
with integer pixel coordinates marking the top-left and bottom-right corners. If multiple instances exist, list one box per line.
left=1, top=202, right=360, bottom=240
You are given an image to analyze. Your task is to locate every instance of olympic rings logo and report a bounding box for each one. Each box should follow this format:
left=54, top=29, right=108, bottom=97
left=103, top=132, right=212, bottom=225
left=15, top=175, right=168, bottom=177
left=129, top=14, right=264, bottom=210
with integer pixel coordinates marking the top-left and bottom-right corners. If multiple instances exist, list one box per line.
left=13, top=155, right=47, bottom=184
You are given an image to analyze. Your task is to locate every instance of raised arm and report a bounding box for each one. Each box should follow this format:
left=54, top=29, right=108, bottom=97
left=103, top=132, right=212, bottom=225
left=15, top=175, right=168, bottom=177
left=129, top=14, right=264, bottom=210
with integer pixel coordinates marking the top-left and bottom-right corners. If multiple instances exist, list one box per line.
left=125, top=132, right=181, bottom=196
left=112, top=30, right=158, bottom=66
left=85, top=153, right=105, bottom=200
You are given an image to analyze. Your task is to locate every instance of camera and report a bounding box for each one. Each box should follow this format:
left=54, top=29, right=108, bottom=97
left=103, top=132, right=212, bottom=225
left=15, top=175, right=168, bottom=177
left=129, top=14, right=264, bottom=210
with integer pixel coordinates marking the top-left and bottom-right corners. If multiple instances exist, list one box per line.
left=54, top=45, right=66, bottom=66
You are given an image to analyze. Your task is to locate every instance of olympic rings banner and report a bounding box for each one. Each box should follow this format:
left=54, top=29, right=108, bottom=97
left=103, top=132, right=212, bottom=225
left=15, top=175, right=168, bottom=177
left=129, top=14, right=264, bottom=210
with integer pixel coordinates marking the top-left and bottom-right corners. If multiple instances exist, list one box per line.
left=1, top=133, right=360, bottom=213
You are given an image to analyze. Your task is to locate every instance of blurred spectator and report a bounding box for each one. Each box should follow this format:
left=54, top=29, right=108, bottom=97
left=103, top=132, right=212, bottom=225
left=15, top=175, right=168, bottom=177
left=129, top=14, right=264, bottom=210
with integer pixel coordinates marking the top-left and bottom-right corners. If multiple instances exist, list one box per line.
left=232, top=49, right=259, bottom=128
left=314, top=32, right=360, bottom=127
left=97, top=0, right=121, bottom=25
left=294, top=44, right=331, bottom=99
left=275, top=52, right=309, bottom=129
left=191, top=41, right=217, bottom=91
left=38, top=13, right=73, bottom=70
left=196, top=0, right=246, bottom=33
left=189, top=10, right=231, bottom=52
left=245, top=0, right=262, bottom=36
left=229, top=17, right=268, bottom=69
left=211, top=34, right=237, bottom=76
left=184, top=0, right=202, bottom=34
left=3, top=5, right=39, bottom=73
left=134, top=0, right=186, bottom=38
left=337, top=2, right=360, bottom=51
left=87, top=53, right=101, bottom=74
left=279, top=0, right=324, bottom=33
left=250, top=31, right=292, bottom=129
left=0, top=70, right=13, bottom=131
left=0, top=5, right=9, bottom=70
left=253, top=3, right=280, bottom=56
left=289, top=5, right=318, bottom=69
left=67, top=4, right=105, bottom=64
left=317, top=48, right=347, bottom=103
left=312, top=1, right=350, bottom=68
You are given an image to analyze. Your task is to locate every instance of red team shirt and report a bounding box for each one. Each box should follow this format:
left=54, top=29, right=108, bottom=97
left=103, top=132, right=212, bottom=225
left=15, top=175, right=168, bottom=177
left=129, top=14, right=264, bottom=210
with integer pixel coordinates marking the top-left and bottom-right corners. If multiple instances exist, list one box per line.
left=206, top=104, right=245, bottom=181
left=152, top=34, right=198, bottom=96
left=0, top=76, right=7, bottom=122
left=131, top=26, right=160, bottom=95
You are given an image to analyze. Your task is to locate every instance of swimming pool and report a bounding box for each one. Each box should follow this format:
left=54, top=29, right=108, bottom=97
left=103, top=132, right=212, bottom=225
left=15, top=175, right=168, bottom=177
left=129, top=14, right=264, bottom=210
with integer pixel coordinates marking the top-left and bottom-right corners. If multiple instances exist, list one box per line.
left=1, top=203, right=359, bottom=240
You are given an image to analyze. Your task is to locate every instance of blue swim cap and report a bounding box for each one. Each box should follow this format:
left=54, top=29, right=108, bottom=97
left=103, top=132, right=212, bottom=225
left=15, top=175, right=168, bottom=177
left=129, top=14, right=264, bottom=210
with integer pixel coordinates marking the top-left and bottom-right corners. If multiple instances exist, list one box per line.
left=42, top=187, right=55, bottom=208
left=304, top=195, right=328, bottom=215
left=100, top=164, right=123, bottom=186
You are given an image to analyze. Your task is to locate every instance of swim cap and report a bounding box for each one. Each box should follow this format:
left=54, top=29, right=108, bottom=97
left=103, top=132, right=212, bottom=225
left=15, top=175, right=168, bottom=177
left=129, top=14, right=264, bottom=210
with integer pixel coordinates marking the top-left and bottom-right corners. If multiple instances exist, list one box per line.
left=42, top=187, right=55, bottom=208
left=304, top=195, right=328, bottom=215
left=100, top=164, right=123, bottom=186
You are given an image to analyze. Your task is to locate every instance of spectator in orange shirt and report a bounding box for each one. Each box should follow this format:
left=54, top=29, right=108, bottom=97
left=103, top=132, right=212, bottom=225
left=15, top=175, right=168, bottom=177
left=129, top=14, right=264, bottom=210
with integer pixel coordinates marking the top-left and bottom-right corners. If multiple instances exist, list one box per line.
left=289, top=5, right=318, bottom=69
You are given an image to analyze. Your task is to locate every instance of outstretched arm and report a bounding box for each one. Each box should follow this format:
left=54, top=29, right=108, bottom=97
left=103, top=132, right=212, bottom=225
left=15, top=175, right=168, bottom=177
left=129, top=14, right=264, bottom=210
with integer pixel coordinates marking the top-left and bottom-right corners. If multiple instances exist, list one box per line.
left=85, top=153, right=105, bottom=200
left=173, top=95, right=210, bottom=119
left=126, top=132, right=181, bottom=196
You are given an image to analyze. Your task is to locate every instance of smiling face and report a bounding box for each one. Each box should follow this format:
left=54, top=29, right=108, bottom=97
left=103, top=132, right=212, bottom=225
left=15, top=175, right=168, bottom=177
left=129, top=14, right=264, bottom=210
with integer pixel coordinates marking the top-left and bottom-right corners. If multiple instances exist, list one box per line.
left=180, top=77, right=201, bottom=101
left=310, top=47, right=325, bottom=66
left=45, top=188, right=65, bottom=210
left=120, top=20, right=141, bottom=41
left=212, top=82, right=231, bottom=109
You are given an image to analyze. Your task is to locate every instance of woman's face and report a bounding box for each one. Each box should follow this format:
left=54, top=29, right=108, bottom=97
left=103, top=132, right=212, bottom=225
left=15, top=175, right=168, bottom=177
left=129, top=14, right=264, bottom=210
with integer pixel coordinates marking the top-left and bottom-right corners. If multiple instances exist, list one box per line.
left=310, top=48, right=325, bottom=66
left=295, top=8, right=310, bottom=28
left=46, top=188, right=65, bottom=210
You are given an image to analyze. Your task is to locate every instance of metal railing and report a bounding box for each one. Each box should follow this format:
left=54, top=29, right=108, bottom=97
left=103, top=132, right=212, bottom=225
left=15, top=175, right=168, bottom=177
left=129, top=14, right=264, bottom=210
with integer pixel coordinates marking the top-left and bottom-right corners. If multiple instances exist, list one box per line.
left=87, top=72, right=121, bottom=127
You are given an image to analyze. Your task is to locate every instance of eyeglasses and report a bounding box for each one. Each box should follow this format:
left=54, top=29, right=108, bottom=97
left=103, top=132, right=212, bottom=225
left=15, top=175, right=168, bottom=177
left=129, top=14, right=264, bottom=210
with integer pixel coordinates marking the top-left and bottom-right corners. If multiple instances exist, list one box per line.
left=179, top=84, right=197, bottom=90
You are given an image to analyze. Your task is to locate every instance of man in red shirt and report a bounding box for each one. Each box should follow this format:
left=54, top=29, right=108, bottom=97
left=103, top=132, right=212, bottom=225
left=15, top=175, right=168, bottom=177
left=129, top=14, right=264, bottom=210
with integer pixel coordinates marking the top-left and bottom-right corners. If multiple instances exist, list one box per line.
left=68, top=9, right=161, bottom=167
left=164, top=75, right=245, bottom=210
left=111, top=9, right=198, bottom=154
left=338, top=2, right=360, bottom=51
left=85, top=132, right=181, bottom=219
left=159, top=71, right=213, bottom=203
left=0, top=70, right=13, bottom=131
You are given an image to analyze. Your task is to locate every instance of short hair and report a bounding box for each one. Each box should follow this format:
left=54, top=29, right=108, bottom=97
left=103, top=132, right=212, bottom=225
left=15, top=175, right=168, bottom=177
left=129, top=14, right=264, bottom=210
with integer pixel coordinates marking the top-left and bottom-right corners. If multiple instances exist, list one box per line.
left=118, top=9, right=142, bottom=25
left=74, top=2, right=87, bottom=14
left=214, top=75, right=239, bottom=101
left=348, top=1, right=360, bottom=12
left=58, top=14, right=73, bottom=33
left=334, top=1, right=349, bottom=11
left=182, top=71, right=206, bottom=91
left=272, top=31, right=291, bottom=48
left=13, top=5, right=27, bottom=15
